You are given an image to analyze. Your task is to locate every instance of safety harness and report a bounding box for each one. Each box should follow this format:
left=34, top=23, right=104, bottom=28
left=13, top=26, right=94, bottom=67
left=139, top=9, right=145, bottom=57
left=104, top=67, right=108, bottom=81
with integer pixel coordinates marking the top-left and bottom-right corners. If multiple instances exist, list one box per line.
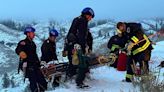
left=131, top=35, right=151, bottom=55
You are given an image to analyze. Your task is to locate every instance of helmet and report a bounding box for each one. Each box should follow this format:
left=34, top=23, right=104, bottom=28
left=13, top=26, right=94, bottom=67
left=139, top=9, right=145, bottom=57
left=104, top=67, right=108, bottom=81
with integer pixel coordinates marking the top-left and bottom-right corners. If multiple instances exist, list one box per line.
left=81, top=7, right=95, bottom=18
left=126, top=23, right=142, bottom=33
left=49, top=29, right=59, bottom=37
left=24, top=26, right=35, bottom=35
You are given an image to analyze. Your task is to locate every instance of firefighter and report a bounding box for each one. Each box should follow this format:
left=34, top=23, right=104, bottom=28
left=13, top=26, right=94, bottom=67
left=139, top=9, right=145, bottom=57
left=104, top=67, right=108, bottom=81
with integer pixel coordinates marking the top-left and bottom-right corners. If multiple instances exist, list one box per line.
left=15, top=26, right=47, bottom=92
left=107, top=22, right=127, bottom=68
left=125, top=23, right=152, bottom=82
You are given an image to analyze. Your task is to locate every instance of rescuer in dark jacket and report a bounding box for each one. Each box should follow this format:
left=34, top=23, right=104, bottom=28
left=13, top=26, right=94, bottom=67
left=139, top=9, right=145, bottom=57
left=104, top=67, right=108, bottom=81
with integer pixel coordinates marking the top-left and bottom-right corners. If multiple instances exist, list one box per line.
left=107, top=22, right=127, bottom=68
left=41, top=29, right=58, bottom=63
left=15, top=26, right=47, bottom=92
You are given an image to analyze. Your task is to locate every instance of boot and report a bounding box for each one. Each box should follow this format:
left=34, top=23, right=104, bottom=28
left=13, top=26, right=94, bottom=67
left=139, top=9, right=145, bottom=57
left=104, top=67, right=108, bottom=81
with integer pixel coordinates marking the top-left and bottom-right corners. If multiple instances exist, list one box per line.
left=77, top=83, right=89, bottom=89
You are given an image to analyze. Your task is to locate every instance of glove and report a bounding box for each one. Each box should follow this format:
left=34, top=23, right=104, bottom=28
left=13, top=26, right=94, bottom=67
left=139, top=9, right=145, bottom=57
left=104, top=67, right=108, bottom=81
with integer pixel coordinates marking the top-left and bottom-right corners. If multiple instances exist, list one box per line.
left=109, top=53, right=117, bottom=63
left=19, top=51, right=27, bottom=59
left=127, top=42, right=135, bottom=51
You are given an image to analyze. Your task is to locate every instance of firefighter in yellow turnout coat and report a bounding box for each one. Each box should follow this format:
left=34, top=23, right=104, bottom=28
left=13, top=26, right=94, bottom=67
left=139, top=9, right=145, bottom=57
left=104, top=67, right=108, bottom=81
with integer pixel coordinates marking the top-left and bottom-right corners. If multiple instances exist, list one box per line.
left=125, top=23, right=153, bottom=82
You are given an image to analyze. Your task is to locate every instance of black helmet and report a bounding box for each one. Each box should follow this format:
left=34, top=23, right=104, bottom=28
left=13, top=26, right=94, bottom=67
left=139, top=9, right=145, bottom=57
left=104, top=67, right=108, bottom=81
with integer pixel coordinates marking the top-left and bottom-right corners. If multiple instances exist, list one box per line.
left=81, top=7, right=95, bottom=18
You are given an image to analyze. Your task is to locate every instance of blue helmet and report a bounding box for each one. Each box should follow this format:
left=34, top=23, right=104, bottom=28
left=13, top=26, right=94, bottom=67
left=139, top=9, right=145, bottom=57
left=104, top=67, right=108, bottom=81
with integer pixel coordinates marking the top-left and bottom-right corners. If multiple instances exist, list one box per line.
left=24, top=26, right=35, bottom=35
left=49, top=29, right=59, bottom=37
left=81, top=7, right=95, bottom=18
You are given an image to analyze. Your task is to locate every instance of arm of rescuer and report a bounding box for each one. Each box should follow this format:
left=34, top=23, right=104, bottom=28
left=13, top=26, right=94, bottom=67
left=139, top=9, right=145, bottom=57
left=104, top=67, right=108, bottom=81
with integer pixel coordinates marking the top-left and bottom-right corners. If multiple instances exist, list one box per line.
left=107, top=36, right=115, bottom=52
left=76, top=18, right=88, bottom=54
left=15, top=40, right=28, bottom=74
left=15, top=41, right=27, bottom=60
left=67, top=17, right=79, bottom=43
left=87, top=31, right=93, bottom=54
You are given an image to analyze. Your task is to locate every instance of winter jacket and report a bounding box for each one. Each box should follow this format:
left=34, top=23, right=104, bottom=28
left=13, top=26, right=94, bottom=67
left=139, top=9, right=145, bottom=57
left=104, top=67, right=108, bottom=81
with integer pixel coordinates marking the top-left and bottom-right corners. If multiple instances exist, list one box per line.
left=15, top=37, right=40, bottom=67
left=41, top=39, right=58, bottom=63
left=87, top=31, right=93, bottom=51
left=67, top=15, right=89, bottom=54
left=107, top=35, right=127, bottom=53
left=129, top=31, right=151, bottom=55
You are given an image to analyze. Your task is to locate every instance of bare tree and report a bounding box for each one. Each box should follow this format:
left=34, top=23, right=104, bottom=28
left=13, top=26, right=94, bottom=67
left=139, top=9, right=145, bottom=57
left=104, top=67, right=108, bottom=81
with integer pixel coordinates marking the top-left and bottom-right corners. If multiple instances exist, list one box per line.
left=0, top=19, right=17, bottom=29
left=10, top=76, right=15, bottom=88
left=141, top=18, right=164, bottom=32
left=2, top=73, right=10, bottom=88
left=49, top=19, right=59, bottom=29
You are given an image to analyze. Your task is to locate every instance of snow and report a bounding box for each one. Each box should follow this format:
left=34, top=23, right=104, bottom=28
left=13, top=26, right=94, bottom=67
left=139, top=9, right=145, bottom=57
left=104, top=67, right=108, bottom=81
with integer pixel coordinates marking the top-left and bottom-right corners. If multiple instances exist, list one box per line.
left=151, top=41, right=164, bottom=68
left=45, top=41, right=163, bottom=92
left=0, top=52, right=9, bottom=65
left=0, top=71, right=29, bottom=92
left=92, top=37, right=108, bottom=52
left=0, top=20, right=163, bottom=92
left=90, top=23, right=115, bottom=38
left=47, top=29, right=164, bottom=92
left=43, top=66, right=135, bottom=92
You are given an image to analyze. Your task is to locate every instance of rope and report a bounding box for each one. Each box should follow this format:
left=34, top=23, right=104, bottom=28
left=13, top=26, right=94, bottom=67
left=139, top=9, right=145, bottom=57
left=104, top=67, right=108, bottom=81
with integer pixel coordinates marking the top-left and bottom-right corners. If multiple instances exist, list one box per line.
left=133, top=31, right=163, bottom=46
left=97, top=56, right=104, bottom=65
left=97, top=55, right=110, bottom=65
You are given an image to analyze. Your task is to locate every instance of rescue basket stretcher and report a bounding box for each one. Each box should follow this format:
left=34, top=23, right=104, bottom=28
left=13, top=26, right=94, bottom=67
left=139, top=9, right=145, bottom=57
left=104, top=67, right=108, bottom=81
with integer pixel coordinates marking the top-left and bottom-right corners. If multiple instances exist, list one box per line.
left=41, top=54, right=112, bottom=78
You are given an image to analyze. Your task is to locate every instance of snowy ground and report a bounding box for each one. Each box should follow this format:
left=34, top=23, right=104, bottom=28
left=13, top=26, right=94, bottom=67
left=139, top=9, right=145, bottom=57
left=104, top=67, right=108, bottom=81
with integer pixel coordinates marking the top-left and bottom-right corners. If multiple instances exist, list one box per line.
left=45, top=67, right=135, bottom=92
left=46, top=41, right=164, bottom=92
left=0, top=21, right=163, bottom=92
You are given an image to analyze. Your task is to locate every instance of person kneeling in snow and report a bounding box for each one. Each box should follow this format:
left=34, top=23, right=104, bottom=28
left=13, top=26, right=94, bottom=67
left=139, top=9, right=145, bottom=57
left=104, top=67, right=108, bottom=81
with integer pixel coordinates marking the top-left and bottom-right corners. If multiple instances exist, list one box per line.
left=107, top=22, right=128, bottom=68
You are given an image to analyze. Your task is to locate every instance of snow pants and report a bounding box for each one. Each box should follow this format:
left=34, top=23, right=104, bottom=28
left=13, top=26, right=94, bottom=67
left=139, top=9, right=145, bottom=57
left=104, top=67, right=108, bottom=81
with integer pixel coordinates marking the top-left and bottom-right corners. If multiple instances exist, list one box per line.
left=126, top=52, right=145, bottom=81
left=27, top=67, right=47, bottom=92
left=76, top=67, right=89, bottom=85
left=66, top=44, right=78, bottom=77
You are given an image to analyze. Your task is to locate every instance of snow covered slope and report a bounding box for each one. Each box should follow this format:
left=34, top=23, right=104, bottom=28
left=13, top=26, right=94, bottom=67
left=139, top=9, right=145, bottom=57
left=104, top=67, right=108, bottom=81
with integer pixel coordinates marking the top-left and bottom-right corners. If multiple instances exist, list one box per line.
left=0, top=19, right=163, bottom=92
left=1, top=41, right=163, bottom=92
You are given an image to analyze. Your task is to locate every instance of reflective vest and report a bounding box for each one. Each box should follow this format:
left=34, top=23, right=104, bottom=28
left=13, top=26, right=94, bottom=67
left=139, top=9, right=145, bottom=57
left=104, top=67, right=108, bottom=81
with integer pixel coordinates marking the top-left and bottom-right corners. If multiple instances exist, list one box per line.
left=126, top=74, right=133, bottom=79
left=111, top=44, right=120, bottom=51
left=131, top=35, right=150, bottom=55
